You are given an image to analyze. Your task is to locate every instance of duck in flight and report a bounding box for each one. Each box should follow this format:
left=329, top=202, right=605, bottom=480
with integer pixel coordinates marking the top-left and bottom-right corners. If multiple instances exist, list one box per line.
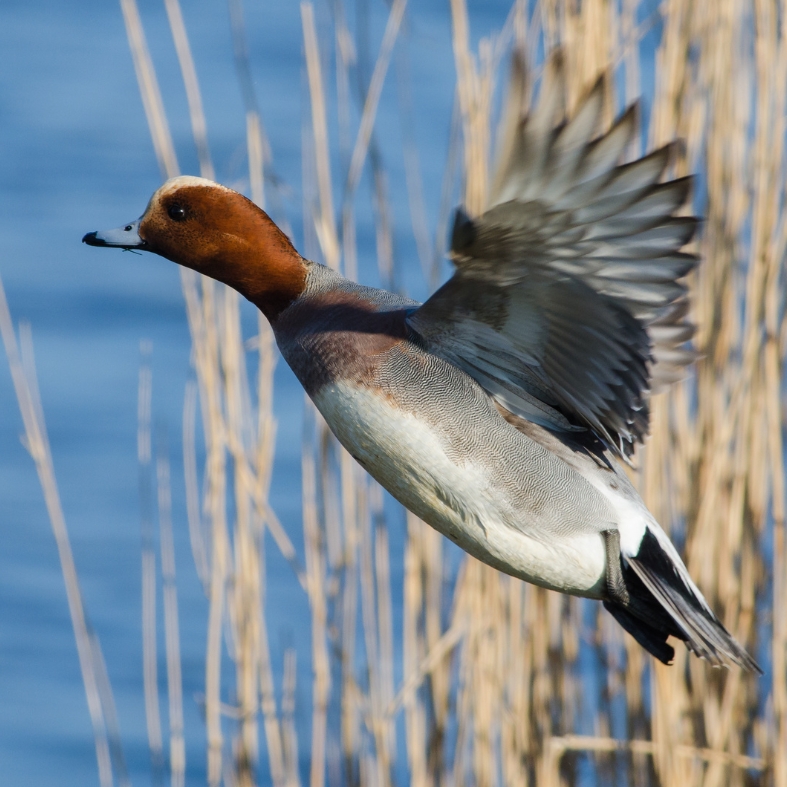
left=84, top=52, right=760, bottom=672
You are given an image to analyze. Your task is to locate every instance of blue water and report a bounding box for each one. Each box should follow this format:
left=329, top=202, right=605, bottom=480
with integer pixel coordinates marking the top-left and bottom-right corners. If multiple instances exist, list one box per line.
left=0, top=1, right=515, bottom=784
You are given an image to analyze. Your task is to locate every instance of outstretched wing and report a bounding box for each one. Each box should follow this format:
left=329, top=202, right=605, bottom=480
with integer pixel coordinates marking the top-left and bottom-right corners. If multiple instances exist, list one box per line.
left=407, top=51, right=698, bottom=457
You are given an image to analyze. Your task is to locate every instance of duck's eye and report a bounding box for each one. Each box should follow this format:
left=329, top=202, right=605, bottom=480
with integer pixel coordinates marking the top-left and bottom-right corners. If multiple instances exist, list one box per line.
left=167, top=204, right=187, bottom=221
left=124, top=225, right=133, bottom=232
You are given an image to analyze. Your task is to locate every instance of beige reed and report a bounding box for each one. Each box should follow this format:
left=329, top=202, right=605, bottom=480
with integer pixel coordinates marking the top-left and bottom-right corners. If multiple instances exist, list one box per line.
left=3, top=0, right=783, bottom=786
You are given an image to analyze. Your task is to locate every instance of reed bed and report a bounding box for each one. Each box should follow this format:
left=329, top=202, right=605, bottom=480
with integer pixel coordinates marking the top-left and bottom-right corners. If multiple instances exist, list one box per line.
left=4, top=0, right=785, bottom=785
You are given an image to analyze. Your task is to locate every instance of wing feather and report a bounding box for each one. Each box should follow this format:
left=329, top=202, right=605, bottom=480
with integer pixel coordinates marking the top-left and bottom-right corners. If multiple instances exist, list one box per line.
left=408, top=49, right=699, bottom=457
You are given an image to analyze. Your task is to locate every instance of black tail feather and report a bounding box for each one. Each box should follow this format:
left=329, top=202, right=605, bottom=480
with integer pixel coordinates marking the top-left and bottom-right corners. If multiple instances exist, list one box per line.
left=605, top=529, right=761, bottom=673
left=603, top=600, right=675, bottom=665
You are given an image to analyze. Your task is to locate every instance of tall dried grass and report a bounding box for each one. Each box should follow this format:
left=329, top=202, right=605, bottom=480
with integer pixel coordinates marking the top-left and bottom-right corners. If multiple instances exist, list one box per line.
left=4, top=0, right=785, bottom=785
left=0, top=281, right=129, bottom=787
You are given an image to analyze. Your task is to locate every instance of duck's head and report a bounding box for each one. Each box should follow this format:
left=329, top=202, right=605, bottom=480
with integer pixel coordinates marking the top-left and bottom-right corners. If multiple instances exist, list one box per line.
left=83, top=176, right=307, bottom=320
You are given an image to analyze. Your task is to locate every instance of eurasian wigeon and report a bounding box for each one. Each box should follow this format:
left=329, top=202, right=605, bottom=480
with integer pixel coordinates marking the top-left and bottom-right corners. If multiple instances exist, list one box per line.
left=84, top=53, right=760, bottom=671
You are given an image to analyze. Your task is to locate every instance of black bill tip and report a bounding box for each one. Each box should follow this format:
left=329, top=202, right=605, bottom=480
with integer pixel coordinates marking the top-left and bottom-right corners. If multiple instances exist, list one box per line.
left=82, top=231, right=104, bottom=246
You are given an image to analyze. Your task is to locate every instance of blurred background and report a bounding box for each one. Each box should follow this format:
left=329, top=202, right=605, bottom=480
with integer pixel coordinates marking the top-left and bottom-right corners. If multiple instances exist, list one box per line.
left=1, top=1, right=784, bottom=786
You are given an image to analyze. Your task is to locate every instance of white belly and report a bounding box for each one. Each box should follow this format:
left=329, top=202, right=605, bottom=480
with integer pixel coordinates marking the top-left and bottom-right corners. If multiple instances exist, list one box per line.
left=312, top=381, right=606, bottom=597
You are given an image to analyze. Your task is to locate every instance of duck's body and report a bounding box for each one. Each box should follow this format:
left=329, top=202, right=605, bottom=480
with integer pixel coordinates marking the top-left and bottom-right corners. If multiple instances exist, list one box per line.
left=84, top=52, right=760, bottom=671
left=277, top=263, right=635, bottom=598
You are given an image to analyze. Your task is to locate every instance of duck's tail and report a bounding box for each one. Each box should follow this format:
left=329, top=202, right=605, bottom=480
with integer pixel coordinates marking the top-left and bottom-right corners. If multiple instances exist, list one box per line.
left=604, top=528, right=761, bottom=672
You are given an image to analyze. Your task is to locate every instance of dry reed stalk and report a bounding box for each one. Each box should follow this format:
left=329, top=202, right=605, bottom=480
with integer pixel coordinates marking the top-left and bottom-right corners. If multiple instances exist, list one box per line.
left=157, top=436, right=186, bottom=787
left=119, top=0, right=179, bottom=180
left=545, top=733, right=766, bottom=770
left=339, top=472, right=361, bottom=783
left=449, top=0, right=492, bottom=216
left=0, top=278, right=121, bottom=787
left=253, top=315, right=292, bottom=787
left=333, top=3, right=356, bottom=280
left=119, top=12, right=218, bottom=664
left=281, top=648, right=301, bottom=786
left=198, top=281, right=230, bottom=787
left=162, top=0, right=214, bottom=180
left=402, top=516, right=427, bottom=787
left=376, top=488, right=397, bottom=776
left=115, top=22, right=226, bottom=777
left=138, top=347, right=165, bottom=785
left=430, top=99, right=463, bottom=290
left=302, top=425, right=330, bottom=787
left=358, top=474, right=386, bottom=785
left=302, top=2, right=340, bottom=271
left=258, top=610, right=287, bottom=787
left=221, top=289, right=259, bottom=787
left=344, top=0, right=408, bottom=200
left=146, top=36, right=237, bottom=784
left=183, top=380, right=210, bottom=590
left=394, top=42, right=433, bottom=279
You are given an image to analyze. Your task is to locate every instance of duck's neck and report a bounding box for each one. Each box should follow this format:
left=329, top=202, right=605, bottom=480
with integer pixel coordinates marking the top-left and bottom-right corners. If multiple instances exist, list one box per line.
left=208, top=210, right=308, bottom=322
